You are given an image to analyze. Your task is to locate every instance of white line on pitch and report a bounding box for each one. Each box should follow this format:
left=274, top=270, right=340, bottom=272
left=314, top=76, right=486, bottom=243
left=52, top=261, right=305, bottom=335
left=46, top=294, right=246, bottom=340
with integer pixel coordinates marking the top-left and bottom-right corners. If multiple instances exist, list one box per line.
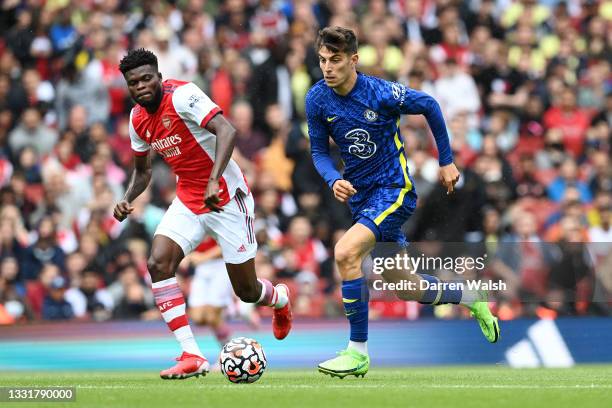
left=67, top=384, right=612, bottom=390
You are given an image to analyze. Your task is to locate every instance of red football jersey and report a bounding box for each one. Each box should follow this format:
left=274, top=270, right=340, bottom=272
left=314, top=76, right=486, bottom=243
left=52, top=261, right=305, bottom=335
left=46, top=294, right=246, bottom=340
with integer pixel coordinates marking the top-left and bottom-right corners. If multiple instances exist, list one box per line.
left=129, top=80, right=249, bottom=214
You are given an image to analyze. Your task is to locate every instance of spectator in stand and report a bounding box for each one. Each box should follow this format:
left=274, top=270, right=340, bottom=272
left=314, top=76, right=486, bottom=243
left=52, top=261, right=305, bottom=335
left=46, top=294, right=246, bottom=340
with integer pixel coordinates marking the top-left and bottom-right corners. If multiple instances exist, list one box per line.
left=250, top=0, right=289, bottom=45
left=433, top=57, right=481, bottom=128
left=430, top=21, right=471, bottom=68
left=275, top=216, right=327, bottom=279
left=548, top=157, right=593, bottom=204
left=544, top=193, right=590, bottom=243
left=149, top=24, right=197, bottom=82
left=16, top=146, right=42, bottom=184
left=0, top=256, right=28, bottom=324
left=39, top=161, right=91, bottom=230
left=358, top=19, right=404, bottom=79
left=412, top=153, right=486, bottom=241
left=1, top=256, right=25, bottom=301
left=535, top=128, right=568, bottom=170
left=258, top=104, right=295, bottom=192
left=8, top=107, right=58, bottom=157
left=55, top=61, right=110, bottom=131
left=19, top=215, right=65, bottom=281
left=548, top=216, right=594, bottom=315
left=589, top=198, right=612, bottom=244
left=473, top=135, right=517, bottom=211
left=587, top=151, right=612, bottom=196
left=108, top=263, right=156, bottom=320
left=515, top=153, right=547, bottom=199
left=20, top=68, right=55, bottom=119
left=231, top=100, right=268, bottom=161
left=481, top=206, right=502, bottom=255
left=42, top=275, right=73, bottom=320
left=543, top=85, right=592, bottom=159
left=65, top=267, right=113, bottom=321
left=28, top=263, right=60, bottom=319
left=47, top=134, right=83, bottom=174
left=4, top=172, right=37, bottom=226
left=65, top=105, right=91, bottom=163
left=492, top=210, right=553, bottom=317
left=107, top=118, right=134, bottom=169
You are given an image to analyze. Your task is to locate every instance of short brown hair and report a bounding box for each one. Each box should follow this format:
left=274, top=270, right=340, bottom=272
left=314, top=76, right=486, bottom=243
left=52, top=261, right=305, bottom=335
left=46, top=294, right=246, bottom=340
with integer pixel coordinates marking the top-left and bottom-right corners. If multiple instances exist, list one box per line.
left=315, top=26, right=358, bottom=55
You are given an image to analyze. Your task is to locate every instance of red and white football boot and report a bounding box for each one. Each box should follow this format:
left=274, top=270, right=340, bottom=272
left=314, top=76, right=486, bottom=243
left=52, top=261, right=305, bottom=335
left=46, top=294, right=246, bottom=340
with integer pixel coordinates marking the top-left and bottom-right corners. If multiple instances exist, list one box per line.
left=272, top=284, right=293, bottom=340
left=160, top=352, right=210, bottom=379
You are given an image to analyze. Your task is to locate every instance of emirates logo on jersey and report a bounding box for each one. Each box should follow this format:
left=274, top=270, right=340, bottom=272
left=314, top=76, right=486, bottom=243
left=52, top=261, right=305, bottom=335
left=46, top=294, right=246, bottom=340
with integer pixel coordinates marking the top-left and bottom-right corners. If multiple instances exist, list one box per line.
left=151, top=134, right=183, bottom=158
left=151, top=134, right=182, bottom=151
left=162, top=115, right=171, bottom=130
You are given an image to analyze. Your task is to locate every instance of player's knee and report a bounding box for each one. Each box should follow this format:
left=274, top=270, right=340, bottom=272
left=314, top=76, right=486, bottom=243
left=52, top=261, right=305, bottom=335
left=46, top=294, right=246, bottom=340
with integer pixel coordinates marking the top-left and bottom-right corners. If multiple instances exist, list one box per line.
left=334, top=241, right=361, bottom=270
left=147, top=255, right=173, bottom=281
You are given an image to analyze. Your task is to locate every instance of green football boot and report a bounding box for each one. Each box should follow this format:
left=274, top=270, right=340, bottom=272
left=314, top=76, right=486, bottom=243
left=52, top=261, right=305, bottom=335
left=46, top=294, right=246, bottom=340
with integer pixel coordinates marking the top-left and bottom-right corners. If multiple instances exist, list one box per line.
left=318, top=348, right=370, bottom=379
left=469, top=292, right=501, bottom=343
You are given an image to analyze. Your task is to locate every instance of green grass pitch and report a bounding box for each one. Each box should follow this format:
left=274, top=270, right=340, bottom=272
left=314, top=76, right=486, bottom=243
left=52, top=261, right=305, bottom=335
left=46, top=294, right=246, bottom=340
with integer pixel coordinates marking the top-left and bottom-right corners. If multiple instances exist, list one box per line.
left=1, top=366, right=610, bottom=408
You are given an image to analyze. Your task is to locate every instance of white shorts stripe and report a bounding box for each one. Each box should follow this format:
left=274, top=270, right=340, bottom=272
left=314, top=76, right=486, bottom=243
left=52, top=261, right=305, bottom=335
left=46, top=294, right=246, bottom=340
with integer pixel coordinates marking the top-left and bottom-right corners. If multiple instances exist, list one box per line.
left=236, top=193, right=255, bottom=244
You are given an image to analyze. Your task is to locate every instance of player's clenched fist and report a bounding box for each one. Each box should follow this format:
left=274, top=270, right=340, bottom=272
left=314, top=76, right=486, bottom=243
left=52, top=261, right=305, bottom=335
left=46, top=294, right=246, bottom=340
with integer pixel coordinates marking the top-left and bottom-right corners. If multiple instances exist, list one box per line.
left=113, top=200, right=134, bottom=221
left=203, top=178, right=224, bottom=212
left=332, top=179, right=357, bottom=203
left=439, top=163, right=460, bottom=195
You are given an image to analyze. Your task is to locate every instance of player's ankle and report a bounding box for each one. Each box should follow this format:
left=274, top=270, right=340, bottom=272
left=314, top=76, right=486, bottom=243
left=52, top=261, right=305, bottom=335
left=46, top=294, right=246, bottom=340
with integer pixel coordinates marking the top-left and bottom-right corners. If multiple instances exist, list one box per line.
left=274, top=284, right=289, bottom=309
left=348, top=340, right=368, bottom=355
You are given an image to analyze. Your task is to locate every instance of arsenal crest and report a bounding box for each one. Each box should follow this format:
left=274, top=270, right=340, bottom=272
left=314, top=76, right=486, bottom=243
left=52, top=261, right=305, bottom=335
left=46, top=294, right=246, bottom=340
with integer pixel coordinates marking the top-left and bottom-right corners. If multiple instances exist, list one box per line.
left=162, top=115, right=171, bottom=130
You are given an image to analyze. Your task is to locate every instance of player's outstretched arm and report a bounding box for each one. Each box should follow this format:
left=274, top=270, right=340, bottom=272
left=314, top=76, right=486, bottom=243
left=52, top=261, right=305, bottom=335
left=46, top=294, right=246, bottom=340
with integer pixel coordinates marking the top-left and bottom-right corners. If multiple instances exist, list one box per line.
left=113, top=153, right=152, bottom=221
left=203, top=114, right=237, bottom=212
left=394, top=84, right=459, bottom=194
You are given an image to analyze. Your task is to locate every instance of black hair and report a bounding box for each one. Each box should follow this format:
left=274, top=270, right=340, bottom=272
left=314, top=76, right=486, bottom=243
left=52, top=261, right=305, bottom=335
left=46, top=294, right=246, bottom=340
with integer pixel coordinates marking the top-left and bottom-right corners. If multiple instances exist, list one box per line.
left=315, top=26, right=358, bottom=55
left=119, top=48, right=158, bottom=75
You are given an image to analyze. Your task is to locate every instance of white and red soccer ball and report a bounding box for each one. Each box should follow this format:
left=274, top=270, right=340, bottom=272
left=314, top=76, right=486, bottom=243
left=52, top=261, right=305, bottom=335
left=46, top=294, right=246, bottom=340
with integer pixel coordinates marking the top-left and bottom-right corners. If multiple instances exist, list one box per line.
left=219, top=337, right=267, bottom=383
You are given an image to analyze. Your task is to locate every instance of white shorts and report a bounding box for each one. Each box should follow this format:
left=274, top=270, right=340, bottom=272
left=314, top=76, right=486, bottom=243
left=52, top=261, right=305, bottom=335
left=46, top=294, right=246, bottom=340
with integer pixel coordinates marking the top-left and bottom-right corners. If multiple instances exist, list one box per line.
left=188, top=258, right=234, bottom=308
left=154, top=191, right=257, bottom=264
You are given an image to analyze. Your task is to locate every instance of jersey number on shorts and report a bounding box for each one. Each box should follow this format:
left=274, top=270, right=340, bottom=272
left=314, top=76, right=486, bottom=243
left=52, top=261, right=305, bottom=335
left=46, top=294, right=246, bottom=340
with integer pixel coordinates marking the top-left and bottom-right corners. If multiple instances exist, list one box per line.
left=345, top=129, right=377, bottom=159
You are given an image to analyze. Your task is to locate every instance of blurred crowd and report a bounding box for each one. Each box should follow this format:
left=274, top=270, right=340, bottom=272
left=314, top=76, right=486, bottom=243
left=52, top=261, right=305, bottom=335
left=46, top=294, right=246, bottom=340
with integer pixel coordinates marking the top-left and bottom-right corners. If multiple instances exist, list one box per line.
left=0, top=0, right=610, bottom=325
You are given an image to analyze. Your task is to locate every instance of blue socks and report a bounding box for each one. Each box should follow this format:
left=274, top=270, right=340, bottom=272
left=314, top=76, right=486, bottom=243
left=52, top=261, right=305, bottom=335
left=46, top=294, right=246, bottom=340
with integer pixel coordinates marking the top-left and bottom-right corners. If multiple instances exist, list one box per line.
left=342, top=277, right=369, bottom=342
left=341, top=274, right=460, bottom=345
left=418, top=274, right=462, bottom=305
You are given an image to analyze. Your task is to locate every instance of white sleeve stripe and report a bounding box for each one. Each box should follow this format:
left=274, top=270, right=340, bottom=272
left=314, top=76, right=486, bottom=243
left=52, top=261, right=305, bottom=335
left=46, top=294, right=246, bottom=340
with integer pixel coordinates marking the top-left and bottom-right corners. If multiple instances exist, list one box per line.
left=129, top=109, right=150, bottom=153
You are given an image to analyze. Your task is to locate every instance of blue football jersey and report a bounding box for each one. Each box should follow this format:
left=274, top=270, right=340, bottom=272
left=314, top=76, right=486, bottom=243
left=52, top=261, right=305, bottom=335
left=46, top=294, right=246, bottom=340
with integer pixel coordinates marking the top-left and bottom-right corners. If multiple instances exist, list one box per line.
left=306, top=73, right=452, bottom=191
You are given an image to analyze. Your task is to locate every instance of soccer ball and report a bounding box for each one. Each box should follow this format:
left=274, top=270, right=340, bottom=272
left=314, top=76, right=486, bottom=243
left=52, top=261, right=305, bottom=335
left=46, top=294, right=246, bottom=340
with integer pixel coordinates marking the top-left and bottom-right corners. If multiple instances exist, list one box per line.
left=219, top=337, right=267, bottom=383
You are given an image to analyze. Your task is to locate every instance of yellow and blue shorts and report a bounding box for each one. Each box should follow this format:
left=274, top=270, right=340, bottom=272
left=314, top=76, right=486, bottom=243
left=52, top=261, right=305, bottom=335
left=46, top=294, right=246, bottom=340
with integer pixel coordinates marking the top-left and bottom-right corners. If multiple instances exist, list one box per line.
left=349, top=185, right=417, bottom=246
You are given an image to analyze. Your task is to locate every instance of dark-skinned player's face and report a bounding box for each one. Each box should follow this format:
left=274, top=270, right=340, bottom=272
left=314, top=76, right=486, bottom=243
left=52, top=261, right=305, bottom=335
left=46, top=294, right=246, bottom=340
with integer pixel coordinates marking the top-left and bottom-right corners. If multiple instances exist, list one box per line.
left=318, top=46, right=358, bottom=89
left=124, top=64, right=162, bottom=108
